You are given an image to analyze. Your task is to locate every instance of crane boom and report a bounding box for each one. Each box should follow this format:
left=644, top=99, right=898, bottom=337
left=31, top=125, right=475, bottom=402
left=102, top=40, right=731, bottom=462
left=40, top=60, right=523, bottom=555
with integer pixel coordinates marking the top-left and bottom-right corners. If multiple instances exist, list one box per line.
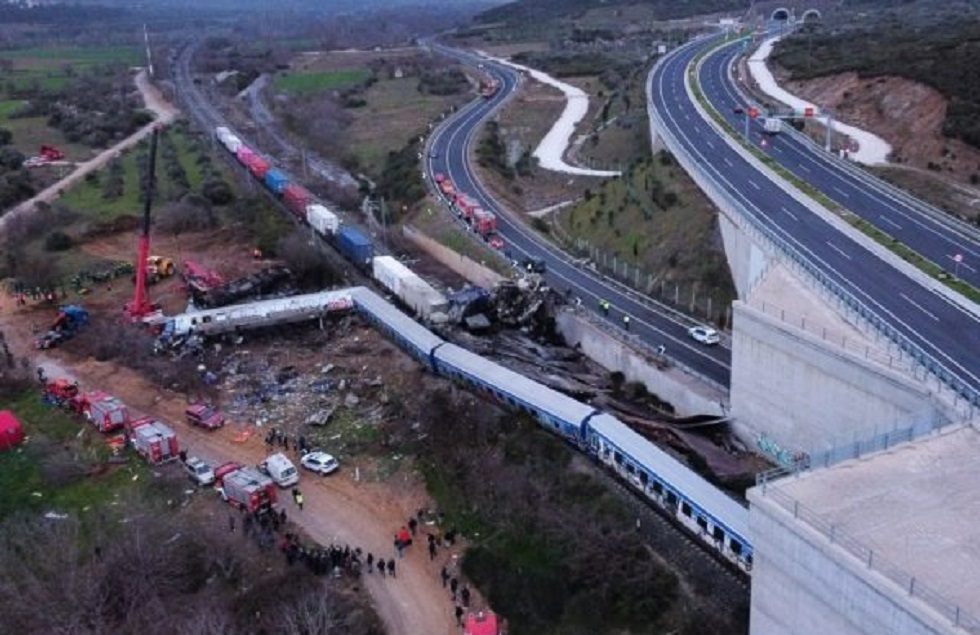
left=124, top=126, right=160, bottom=320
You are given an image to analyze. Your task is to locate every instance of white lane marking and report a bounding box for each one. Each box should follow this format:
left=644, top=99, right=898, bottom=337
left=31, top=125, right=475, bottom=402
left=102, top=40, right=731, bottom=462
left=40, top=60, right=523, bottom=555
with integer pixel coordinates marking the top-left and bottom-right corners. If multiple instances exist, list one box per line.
left=833, top=186, right=850, bottom=198
left=748, top=180, right=761, bottom=191
left=879, top=215, right=902, bottom=230
left=948, top=254, right=976, bottom=273
left=825, top=241, right=851, bottom=260
left=900, top=293, right=940, bottom=322
left=706, top=140, right=716, bottom=150
left=781, top=206, right=798, bottom=221
left=799, top=163, right=811, bottom=173
left=724, top=157, right=733, bottom=167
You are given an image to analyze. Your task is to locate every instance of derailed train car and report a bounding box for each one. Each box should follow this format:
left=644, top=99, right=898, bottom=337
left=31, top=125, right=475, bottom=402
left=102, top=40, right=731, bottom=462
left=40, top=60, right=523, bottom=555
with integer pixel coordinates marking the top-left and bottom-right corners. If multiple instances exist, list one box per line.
left=350, top=286, right=753, bottom=573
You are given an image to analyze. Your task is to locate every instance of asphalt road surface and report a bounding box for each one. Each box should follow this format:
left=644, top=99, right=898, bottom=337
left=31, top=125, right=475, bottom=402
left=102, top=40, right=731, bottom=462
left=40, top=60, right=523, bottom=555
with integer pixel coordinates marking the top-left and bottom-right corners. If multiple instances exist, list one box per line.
left=650, top=35, right=980, bottom=404
left=426, top=43, right=733, bottom=389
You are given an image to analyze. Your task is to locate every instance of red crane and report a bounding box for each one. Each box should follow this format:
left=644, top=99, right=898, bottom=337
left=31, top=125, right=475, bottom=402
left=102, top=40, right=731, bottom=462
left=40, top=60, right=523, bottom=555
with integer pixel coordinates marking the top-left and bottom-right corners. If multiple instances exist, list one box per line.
left=124, top=126, right=161, bottom=320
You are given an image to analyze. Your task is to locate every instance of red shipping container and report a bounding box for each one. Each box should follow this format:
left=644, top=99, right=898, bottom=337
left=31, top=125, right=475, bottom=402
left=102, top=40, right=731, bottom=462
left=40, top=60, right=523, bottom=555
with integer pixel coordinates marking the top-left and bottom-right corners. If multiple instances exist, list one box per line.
left=283, top=184, right=313, bottom=219
left=248, top=157, right=271, bottom=179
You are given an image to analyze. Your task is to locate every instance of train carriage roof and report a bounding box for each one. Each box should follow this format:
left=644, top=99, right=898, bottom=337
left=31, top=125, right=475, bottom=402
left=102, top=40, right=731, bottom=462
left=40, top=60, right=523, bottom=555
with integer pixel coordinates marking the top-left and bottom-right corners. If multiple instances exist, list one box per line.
left=589, top=413, right=751, bottom=542
left=350, top=287, right=445, bottom=354
left=435, top=343, right=596, bottom=429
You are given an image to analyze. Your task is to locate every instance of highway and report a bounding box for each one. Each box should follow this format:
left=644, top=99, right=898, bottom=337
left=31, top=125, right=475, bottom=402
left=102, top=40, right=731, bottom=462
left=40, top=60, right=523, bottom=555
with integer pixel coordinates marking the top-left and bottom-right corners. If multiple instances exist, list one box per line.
left=425, top=43, right=733, bottom=388
left=650, top=35, right=980, bottom=403
left=700, top=38, right=980, bottom=290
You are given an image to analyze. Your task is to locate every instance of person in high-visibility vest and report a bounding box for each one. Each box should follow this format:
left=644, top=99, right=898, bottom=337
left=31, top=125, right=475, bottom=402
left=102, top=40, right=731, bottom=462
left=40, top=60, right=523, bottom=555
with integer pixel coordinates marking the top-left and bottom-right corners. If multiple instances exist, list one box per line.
left=623, top=315, right=631, bottom=331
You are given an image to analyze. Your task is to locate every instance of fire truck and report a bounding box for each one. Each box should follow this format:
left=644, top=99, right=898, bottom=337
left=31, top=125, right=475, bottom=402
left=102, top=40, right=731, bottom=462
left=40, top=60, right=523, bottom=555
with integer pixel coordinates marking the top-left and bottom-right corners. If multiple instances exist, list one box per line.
left=127, top=417, right=179, bottom=464
left=215, top=463, right=278, bottom=514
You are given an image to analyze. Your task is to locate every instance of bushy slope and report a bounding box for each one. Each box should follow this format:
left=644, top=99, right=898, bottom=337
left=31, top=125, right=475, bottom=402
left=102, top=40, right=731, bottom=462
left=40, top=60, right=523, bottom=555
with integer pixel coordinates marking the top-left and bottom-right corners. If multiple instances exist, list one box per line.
left=773, top=7, right=980, bottom=148
left=477, top=0, right=745, bottom=25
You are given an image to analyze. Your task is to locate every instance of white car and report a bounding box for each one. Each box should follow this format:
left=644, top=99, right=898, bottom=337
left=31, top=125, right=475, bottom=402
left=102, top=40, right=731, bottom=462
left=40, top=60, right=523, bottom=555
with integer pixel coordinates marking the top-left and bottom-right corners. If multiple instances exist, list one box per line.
left=300, top=451, right=339, bottom=476
left=184, top=456, right=216, bottom=486
left=687, top=326, right=721, bottom=345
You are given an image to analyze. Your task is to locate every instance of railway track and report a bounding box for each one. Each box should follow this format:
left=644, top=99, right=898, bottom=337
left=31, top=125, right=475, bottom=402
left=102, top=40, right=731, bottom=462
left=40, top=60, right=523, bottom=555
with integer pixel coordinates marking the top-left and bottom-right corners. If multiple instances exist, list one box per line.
left=170, top=37, right=752, bottom=626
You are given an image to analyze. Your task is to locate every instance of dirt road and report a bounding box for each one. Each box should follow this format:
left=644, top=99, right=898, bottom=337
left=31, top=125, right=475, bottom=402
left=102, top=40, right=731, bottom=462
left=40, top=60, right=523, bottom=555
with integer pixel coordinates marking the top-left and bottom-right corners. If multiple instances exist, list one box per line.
left=2, top=316, right=463, bottom=635
left=0, top=66, right=464, bottom=635
left=0, top=69, right=179, bottom=234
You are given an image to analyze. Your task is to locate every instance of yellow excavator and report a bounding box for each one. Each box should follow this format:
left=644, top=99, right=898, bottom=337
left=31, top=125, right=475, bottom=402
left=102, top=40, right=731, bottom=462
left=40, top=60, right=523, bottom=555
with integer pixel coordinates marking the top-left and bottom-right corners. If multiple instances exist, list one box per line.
left=146, top=255, right=176, bottom=284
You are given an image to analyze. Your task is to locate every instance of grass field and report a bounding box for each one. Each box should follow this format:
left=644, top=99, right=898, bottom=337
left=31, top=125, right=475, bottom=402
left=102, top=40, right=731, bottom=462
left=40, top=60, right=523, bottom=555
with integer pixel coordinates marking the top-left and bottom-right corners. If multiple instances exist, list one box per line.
left=272, top=69, right=372, bottom=95
left=347, top=77, right=466, bottom=174
left=0, top=46, right=140, bottom=63
left=0, top=115, right=94, bottom=161
left=558, top=154, right=736, bottom=306
left=0, top=389, right=146, bottom=519
left=60, top=128, right=206, bottom=223
left=0, top=46, right=141, bottom=98
left=0, top=99, right=27, bottom=119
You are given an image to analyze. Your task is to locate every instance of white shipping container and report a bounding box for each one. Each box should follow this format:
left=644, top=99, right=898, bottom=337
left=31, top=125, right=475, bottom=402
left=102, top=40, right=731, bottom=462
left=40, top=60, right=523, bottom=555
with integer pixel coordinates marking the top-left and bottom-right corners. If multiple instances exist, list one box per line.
left=222, top=135, right=242, bottom=153
left=399, top=276, right=447, bottom=318
left=372, top=255, right=415, bottom=296
left=306, top=204, right=340, bottom=236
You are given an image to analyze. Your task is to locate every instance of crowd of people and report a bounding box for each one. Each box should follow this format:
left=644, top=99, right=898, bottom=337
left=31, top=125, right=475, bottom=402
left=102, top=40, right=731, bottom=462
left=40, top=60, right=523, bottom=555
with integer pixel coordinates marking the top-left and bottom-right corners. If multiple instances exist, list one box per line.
left=222, top=470, right=482, bottom=629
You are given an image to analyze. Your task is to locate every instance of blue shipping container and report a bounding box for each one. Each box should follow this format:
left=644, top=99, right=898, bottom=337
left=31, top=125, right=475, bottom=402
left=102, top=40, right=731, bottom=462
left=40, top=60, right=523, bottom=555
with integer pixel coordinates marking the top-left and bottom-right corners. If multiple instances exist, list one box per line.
left=335, top=227, right=374, bottom=267
left=264, top=169, right=289, bottom=194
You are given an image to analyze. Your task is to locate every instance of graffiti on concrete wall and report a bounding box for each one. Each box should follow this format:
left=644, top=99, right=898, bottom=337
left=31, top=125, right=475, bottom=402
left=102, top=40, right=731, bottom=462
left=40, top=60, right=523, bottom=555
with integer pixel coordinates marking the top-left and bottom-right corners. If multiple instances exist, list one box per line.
left=757, top=432, right=810, bottom=470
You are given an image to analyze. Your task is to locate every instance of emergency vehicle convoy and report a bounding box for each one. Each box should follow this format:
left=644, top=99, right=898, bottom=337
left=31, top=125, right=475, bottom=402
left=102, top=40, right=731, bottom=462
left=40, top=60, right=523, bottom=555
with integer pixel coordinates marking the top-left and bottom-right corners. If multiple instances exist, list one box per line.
left=434, top=173, right=504, bottom=250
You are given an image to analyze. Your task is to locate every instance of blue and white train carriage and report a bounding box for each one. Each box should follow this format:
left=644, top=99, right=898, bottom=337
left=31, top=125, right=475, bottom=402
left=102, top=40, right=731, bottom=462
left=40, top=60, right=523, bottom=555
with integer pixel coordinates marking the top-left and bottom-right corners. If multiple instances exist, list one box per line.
left=432, top=343, right=598, bottom=441
left=351, top=287, right=444, bottom=368
left=587, top=413, right=753, bottom=572
left=348, top=286, right=754, bottom=574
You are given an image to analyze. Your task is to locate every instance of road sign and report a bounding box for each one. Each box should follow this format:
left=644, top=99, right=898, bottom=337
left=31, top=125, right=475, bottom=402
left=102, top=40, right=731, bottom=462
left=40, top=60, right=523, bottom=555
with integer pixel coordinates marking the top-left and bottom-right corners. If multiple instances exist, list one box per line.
left=954, top=253, right=963, bottom=263
left=748, top=107, right=759, bottom=119
left=804, top=106, right=815, bottom=117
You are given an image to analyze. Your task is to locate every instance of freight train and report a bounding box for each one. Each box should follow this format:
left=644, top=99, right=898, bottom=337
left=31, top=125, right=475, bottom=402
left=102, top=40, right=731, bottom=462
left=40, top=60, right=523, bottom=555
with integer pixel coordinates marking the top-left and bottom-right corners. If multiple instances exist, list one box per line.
left=214, top=126, right=445, bottom=318
left=213, top=126, right=753, bottom=574
left=350, top=287, right=754, bottom=574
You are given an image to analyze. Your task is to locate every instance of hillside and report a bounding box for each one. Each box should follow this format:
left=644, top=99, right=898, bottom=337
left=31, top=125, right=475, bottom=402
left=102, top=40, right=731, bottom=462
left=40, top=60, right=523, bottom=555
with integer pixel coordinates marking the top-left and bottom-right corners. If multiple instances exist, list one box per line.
left=772, top=3, right=980, bottom=150
left=476, top=0, right=745, bottom=26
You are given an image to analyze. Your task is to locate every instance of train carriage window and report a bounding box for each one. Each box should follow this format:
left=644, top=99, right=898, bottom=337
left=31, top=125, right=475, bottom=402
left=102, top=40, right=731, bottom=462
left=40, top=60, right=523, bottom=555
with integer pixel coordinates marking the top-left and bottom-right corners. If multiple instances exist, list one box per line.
left=696, top=516, right=708, bottom=531
left=666, top=491, right=677, bottom=506
left=680, top=502, right=691, bottom=517
left=639, top=471, right=648, bottom=485
left=652, top=481, right=663, bottom=495
left=713, top=526, right=724, bottom=541
left=730, top=540, right=742, bottom=555
left=613, top=452, right=623, bottom=465
left=626, top=463, right=635, bottom=475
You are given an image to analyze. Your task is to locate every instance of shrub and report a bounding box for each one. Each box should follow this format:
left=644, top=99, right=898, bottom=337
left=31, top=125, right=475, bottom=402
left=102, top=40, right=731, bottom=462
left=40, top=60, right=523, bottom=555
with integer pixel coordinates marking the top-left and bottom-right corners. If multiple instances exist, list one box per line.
left=43, top=231, right=73, bottom=252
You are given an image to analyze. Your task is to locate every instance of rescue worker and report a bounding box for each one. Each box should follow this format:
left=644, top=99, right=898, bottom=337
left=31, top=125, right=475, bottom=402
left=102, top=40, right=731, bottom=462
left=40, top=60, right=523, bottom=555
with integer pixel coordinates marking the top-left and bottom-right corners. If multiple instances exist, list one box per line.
left=623, top=315, right=630, bottom=331
left=252, top=247, right=263, bottom=259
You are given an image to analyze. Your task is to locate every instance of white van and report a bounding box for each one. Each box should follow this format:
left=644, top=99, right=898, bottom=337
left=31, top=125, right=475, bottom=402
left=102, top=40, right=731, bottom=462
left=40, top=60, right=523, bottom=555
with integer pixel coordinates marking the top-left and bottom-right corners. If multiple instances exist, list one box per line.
left=258, top=452, right=299, bottom=488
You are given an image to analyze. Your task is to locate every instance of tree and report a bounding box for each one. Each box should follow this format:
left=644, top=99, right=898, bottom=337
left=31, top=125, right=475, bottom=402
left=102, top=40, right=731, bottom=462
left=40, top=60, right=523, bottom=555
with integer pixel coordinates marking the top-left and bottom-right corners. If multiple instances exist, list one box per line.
left=0, top=127, right=12, bottom=146
left=0, top=145, right=24, bottom=170
left=44, top=231, right=73, bottom=252
left=201, top=178, right=234, bottom=205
